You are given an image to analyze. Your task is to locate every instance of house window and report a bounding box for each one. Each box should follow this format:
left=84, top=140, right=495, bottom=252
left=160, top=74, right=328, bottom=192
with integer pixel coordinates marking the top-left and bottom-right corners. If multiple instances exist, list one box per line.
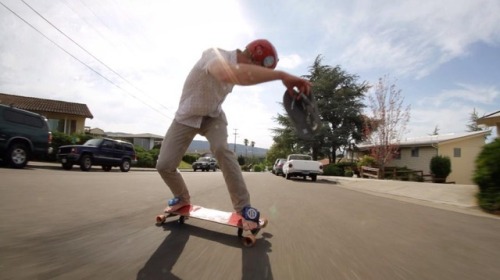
left=394, top=149, right=401, bottom=160
left=411, top=147, right=419, bottom=157
left=454, top=148, right=461, bottom=157
left=69, top=120, right=77, bottom=134
left=48, top=118, right=77, bottom=134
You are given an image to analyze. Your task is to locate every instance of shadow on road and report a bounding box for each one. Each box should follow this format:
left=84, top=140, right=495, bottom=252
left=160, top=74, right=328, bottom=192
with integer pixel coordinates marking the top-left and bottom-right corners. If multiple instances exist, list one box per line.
left=137, top=220, right=273, bottom=280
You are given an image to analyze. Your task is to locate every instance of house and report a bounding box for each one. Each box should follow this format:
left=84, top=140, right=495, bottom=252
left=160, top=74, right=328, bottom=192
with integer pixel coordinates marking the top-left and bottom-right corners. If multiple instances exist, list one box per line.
left=357, top=130, right=490, bottom=185
left=106, top=132, right=164, bottom=150
left=0, top=93, right=93, bottom=134
left=477, top=110, right=500, bottom=138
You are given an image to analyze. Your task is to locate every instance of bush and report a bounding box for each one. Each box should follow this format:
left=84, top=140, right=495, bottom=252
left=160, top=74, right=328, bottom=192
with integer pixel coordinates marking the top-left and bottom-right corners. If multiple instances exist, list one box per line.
left=430, top=155, right=451, bottom=183
left=357, top=155, right=376, bottom=168
left=474, top=139, right=500, bottom=213
left=323, top=164, right=344, bottom=176
left=182, top=154, right=198, bottom=165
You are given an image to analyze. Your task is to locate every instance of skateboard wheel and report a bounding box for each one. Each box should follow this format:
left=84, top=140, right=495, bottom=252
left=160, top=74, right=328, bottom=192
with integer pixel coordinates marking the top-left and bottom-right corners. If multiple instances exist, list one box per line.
left=156, top=214, right=166, bottom=225
left=242, top=234, right=256, bottom=247
left=260, top=218, right=268, bottom=228
left=178, top=216, right=185, bottom=224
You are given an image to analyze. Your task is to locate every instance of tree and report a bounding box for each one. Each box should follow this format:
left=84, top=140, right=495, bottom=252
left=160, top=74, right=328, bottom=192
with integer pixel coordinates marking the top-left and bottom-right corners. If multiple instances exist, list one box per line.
left=244, top=138, right=249, bottom=157
left=364, top=76, right=410, bottom=177
left=430, top=125, right=439, bottom=135
left=466, top=108, right=484, bottom=132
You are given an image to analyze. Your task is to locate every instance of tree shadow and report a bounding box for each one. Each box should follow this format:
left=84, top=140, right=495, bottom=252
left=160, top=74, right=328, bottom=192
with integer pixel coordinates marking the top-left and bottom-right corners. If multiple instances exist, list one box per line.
left=137, top=220, right=273, bottom=280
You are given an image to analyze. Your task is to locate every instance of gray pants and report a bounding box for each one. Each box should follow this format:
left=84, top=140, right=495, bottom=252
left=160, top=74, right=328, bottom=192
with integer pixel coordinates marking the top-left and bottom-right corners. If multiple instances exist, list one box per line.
left=156, top=116, right=250, bottom=212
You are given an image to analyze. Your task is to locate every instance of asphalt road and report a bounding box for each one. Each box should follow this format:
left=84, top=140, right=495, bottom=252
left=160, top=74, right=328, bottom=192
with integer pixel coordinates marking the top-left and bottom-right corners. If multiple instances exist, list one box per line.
left=1, top=165, right=500, bottom=280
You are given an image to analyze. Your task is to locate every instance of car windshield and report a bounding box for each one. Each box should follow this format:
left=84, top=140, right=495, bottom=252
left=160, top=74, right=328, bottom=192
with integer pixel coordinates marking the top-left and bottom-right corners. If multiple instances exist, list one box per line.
left=197, top=157, right=210, bottom=162
left=83, top=139, right=103, bottom=146
left=289, top=155, right=312, bottom=160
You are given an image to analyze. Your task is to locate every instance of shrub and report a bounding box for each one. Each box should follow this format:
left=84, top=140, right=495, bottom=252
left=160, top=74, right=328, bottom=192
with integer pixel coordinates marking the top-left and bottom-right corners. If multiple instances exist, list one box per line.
left=430, top=155, right=451, bottom=183
left=357, top=155, right=376, bottom=168
left=182, top=154, right=198, bottom=164
left=474, top=139, right=500, bottom=213
left=323, top=164, right=344, bottom=176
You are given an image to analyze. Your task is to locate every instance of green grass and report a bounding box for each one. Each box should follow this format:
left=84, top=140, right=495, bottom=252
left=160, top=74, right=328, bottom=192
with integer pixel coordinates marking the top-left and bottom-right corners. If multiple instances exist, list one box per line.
left=178, top=161, right=191, bottom=169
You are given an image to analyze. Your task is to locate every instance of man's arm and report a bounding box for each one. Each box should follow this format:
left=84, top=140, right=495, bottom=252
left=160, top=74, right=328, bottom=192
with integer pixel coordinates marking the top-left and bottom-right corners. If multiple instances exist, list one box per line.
left=208, top=59, right=311, bottom=95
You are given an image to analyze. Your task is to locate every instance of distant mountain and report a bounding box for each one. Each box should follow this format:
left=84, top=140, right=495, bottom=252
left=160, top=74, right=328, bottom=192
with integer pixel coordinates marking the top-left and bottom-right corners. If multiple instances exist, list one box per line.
left=187, top=140, right=268, bottom=157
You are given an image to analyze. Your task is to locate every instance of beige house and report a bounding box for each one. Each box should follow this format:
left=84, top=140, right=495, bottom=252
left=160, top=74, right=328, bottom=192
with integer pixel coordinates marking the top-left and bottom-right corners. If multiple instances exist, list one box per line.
left=0, top=93, right=93, bottom=134
left=106, top=132, right=164, bottom=150
left=477, top=110, right=500, bottom=138
left=358, top=130, right=490, bottom=185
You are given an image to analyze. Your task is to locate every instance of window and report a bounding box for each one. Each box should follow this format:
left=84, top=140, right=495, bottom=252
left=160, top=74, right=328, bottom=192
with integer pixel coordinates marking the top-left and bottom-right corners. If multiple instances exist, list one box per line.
left=454, top=148, right=461, bottom=157
left=394, top=149, right=401, bottom=159
left=47, top=118, right=77, bottom=134
left=411, top=147, right=419, bottom=157
left=4, top=110, right=44, bottom=128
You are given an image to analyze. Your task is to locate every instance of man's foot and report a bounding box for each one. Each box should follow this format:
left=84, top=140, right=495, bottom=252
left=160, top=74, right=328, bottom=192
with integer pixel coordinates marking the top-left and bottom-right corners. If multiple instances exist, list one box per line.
left=242, top=219, right=259, bottom=231
left=240, top=206, right=260, bottom=230
left=164, top=198, right=190, bottom=213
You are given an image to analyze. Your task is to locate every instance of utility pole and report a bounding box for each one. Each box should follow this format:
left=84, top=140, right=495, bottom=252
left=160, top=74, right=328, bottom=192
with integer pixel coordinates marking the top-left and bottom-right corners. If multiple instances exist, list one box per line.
left=233, top=129, right=238, bottom=153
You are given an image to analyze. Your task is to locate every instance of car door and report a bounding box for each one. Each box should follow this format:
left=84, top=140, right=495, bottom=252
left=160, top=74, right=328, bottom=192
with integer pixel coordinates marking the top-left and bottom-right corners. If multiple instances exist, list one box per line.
left=98, top=139, right=115, bottom=164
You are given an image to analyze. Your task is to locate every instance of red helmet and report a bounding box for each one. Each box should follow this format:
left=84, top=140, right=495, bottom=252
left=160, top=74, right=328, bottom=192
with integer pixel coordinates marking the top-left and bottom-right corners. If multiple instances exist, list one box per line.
left=245, top=39, right=279, bottom=69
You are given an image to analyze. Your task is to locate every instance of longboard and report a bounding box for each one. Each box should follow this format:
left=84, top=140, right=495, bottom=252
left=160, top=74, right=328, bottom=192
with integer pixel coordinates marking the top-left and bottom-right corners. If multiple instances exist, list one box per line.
left=283, top=89, right=322, bottom=140
left=155, top=205, right=268, bottom=247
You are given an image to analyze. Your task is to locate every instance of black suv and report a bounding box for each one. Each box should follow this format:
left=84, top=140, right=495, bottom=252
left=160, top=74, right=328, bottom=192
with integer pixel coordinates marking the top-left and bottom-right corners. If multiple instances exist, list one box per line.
left=192, top=157, right=218, bottom=172
left=0, top=104, right=53, bottom=168
left=57, top=138, right=137, bottom=172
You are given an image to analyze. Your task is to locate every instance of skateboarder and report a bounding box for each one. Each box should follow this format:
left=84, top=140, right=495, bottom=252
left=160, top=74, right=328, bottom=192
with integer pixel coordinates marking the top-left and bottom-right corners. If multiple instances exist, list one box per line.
left=156, top=39, right=311, bottom=230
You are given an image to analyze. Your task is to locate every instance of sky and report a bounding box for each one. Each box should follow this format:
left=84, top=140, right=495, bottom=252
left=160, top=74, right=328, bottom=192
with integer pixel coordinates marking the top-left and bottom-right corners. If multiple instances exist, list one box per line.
left=1, top=0, right=499, bottom=149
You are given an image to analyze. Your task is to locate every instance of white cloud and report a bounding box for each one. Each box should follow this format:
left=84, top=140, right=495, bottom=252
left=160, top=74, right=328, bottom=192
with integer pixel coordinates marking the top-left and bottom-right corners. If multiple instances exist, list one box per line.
left=418, top=84, right=499, bottom=107
left=323, top=0, right=500, bottom=78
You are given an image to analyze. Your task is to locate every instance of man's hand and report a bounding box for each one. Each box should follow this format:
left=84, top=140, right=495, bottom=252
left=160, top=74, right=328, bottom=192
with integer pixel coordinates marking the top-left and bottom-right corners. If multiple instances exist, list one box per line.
left=282, top=73, right=312, bottom=99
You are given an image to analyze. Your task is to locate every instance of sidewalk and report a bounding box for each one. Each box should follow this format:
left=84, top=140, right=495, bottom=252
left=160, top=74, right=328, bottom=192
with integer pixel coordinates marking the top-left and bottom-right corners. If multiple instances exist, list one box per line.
left=328, top=176, right=499, bottom=218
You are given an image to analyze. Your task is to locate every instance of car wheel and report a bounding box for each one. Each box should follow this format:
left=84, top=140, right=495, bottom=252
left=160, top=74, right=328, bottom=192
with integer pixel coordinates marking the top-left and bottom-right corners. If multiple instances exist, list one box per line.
left=102, top=165, right=112, bottom=172
left=311, top=175, right=317, bottom=182
left=79, top=155, right=92, bottom=171
left=8, top=143, right=29, bottom=169
left=285, top=173, right=291, bottom=180
left=62, top=163, right=73, bottom=170
left=120, top=159, right=131, bottom=172
left=193, top=168, right=197, bottom=172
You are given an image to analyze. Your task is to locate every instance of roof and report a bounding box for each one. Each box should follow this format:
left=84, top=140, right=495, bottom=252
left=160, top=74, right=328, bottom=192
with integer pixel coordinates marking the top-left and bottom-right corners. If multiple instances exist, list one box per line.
left=358, top=130, right=490, bottom=149
left=106, top=132, right=164, bottom=139
left=0, top=93, right=93, bottom=118
left=477, top=110, right=500, bottom=126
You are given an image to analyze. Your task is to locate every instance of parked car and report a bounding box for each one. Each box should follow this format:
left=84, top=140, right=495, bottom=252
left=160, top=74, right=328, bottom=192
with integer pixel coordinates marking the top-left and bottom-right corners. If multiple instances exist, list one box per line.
left=192, top=157, right=217, bottom=172
left=282, top=154, right=323, bottom=181
left=272, top=158, right=286, bottom=176
left=57, top=138, right=137, bottom=172
left=0, top=104, right=53, bottom=168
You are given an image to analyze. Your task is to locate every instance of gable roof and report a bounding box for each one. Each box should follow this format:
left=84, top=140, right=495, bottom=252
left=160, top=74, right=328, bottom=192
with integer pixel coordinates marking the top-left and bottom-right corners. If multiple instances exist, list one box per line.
left=358, top=130, right=490, bottom=149
left=0, top=93, right=93, bottom=119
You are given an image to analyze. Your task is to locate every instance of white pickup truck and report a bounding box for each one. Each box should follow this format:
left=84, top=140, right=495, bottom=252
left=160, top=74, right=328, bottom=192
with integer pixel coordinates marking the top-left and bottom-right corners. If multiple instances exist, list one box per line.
left=282, top=154, right=323, bottom=181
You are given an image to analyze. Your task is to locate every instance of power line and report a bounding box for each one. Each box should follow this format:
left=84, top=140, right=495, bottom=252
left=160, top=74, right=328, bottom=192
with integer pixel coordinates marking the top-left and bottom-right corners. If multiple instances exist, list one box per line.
left=0, top=0, right=174, bottom=121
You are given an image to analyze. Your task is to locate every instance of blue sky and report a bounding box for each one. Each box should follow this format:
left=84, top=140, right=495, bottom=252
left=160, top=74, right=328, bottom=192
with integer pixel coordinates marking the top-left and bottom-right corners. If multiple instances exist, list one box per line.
left=1, top=0, right=499, bottom=148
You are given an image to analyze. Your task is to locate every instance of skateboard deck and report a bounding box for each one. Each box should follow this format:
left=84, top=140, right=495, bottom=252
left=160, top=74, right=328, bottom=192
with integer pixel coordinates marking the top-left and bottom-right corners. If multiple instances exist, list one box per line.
left=283, top=89, right=322, bottom=140
left=155, top=205, right=268, bottom=247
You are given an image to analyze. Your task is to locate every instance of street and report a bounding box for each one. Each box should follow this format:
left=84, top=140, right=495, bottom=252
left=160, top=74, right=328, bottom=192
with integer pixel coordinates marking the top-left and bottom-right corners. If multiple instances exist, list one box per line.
left=1, top=165, right=500, bottom=280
